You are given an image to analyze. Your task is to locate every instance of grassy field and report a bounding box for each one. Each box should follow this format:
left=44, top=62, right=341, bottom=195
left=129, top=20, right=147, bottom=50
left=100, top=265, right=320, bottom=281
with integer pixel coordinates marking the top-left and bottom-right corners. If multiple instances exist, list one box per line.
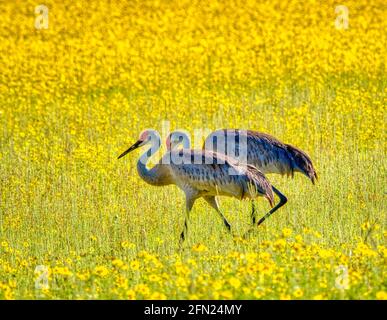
left=0, top=0, right=386, bottom=299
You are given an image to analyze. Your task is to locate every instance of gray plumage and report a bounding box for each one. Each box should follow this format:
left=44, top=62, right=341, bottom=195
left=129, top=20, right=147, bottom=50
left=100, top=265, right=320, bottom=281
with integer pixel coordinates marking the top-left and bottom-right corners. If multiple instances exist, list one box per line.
left=203, top=129, right=317, bottom=183
left=161, top=149, right=274, bottom=205
left=117, top=129, right=281, bottom=244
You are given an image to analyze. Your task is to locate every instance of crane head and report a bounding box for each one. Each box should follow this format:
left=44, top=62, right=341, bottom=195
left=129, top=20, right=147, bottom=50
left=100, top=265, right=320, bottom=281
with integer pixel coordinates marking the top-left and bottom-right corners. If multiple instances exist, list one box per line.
left=117, top=130, right=154, bottom=159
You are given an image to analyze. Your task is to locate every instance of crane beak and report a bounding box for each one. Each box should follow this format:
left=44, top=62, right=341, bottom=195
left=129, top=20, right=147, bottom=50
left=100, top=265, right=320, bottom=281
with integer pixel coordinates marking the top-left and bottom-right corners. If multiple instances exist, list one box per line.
left=117, top=140, right=143, bottom=159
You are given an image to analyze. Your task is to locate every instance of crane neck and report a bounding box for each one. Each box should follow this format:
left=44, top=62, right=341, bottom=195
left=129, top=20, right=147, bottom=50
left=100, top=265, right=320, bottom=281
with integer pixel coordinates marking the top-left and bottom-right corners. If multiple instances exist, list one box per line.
left=136, top=132, right=161, bottom=186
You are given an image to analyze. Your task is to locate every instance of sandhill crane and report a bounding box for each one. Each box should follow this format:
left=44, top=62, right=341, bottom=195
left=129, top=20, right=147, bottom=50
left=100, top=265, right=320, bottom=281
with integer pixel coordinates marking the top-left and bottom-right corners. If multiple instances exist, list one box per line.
left=203, top=129, right=317, bottom=225
left=118, top=129, right=286, bottom=244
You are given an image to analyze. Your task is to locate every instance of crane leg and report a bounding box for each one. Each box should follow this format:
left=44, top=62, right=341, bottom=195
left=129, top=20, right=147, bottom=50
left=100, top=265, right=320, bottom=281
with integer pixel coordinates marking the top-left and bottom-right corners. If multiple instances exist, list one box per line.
left=242, top=200, right=257, bottom=239
left=203, top=196, right=231, bottom=233
left=251, top=201, right=257, bottom=224
left=179, top=194, right=197, bottom=246
left=256, top=186, right=287, bottom=226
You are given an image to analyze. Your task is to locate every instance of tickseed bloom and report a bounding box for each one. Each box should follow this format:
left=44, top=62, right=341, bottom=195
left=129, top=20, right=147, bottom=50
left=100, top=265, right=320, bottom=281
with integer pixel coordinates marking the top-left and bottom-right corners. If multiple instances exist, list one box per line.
left=115, top=275, right=128, bottom=289
left=280, top=294, right=291, bottom=300
left=93, top=266, right=109, bottom=278
left=148, top=274, right=161, bottom=282
left=253, top=290, right=264, bottom=299
left=126, top=290, right=136, bottom=300
left=76, top=271, right=90, bottom=281
left=228, top=277, right=241, bottom=289
left=192, top=243, right=208, bottom=252
left=293, top=288, right=304, bottom=298
left=212, top=280, right=224, bottom=291
left=274, top=238, right=287, bottom=251
left=112, top=259, right=125, bottom=269
left=121, top=241, right=135, bottom=249
left=52, top=266, right=72, bottom=277
left=376, top=291, right=387, bottom=300
left=149, top=292, right=167, bottom=300
left=282, top=228, right=292, bottom=238
left=220, top=290, right=233, bottom=299
left=361, top=221, right=371, bottom=231
left=130, top=260, right=140, bottom=271
left=134, top=284, right=150, bottom=296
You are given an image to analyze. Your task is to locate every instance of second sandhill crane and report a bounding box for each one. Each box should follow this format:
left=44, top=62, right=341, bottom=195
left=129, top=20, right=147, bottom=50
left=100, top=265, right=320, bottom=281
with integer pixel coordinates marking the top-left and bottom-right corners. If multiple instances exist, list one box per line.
left=118, top=129, right=286, bottom=244
left=203, top=129, right=317, bottom=225
left=204, top=129, right=317, bottom=183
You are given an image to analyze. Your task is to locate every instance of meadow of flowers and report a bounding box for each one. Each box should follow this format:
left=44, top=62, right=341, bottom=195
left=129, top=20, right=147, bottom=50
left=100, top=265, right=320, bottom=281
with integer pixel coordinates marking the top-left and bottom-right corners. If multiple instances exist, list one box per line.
left=0, top=0, right=385, bottom=299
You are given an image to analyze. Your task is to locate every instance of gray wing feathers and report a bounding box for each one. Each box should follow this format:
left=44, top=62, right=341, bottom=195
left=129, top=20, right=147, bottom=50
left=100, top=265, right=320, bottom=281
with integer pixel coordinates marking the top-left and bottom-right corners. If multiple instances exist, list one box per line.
left=204, top=129, right=317, bottom=183
left=168, top=149, right=273, bottom=201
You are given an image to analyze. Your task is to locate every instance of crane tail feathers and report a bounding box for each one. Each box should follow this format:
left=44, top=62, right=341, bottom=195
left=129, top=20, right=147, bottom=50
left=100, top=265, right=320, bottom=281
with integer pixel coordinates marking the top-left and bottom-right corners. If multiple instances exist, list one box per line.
left=245, top=165, right=274, bottom=206
left=265, top=194, right=274, bottom=208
